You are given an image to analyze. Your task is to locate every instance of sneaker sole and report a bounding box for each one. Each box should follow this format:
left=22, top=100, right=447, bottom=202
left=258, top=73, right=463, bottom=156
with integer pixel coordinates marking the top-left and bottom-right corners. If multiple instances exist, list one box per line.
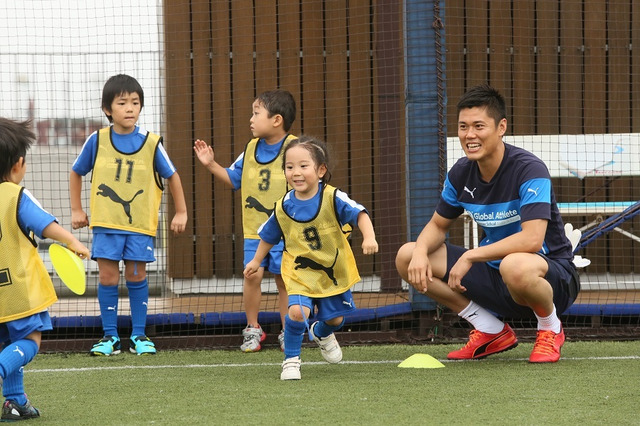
left=1, top=413, right=40, bottom=421
left=129, top=348, right=156, bottom=355
left=472, top=341, right=518, bottom=359
left=90, top=349, right=121, bottom=357
left=528, top=354, right=560, bottom=363
left=280, top=374, right=301, bottom=380
left=448, top=341, right=519, bottom=360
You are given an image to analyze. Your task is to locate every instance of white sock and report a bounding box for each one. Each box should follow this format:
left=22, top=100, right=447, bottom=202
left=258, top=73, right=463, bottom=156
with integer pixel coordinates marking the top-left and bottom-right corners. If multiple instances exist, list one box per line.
left=459, top=301, right=505, bottom=334
left=535, top=305, right=562, bottom=334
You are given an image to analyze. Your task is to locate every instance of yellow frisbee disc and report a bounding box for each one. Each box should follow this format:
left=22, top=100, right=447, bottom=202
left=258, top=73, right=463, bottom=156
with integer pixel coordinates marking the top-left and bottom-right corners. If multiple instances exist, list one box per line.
left=49, top=243, right=86, bottom=295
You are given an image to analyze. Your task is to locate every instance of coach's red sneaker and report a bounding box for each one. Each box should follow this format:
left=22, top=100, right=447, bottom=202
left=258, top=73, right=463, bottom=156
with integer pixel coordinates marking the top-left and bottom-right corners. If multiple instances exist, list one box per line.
left=448, top=324, right=518, bottom=360
left=529, top=327, right=565, bottom=363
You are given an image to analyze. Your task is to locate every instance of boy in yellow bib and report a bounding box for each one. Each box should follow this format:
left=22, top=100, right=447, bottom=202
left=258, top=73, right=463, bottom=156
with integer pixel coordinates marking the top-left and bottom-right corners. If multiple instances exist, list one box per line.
left=244, top=136, right=378, bottom=380
left=0, top=117, right=89, bottom=420
left=70, top=74, right=188, bottom=356
left=194, top=90, right=297, bottom=352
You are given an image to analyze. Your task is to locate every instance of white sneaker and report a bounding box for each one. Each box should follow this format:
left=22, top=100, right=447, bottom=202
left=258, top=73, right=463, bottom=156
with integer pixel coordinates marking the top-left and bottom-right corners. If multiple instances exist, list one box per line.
left=278, top=330, right=285, bottom=352
left=240, top=325, right=265, bottom=352
left=309, top=321, right=342, bottom=363
left=281, top=356, right=301, bottom=380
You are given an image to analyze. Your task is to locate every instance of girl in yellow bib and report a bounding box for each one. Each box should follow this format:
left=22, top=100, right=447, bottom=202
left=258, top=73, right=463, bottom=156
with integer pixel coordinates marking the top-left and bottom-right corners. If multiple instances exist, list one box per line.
left=244, top=136, right=378, bottom=380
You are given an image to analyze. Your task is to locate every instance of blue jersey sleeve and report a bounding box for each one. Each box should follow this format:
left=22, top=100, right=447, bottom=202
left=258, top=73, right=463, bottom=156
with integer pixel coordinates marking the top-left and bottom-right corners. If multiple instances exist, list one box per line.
left=155, top=142, right=177, bottom=179
left=436, top=173, right=465, bottom=219
left=519, top=177, right=552, bottom=222
left=72, top=131, right=98, bottom=176
left=226, top=152, right=244, bottom=190
left=334, top=189, right=367, bottom=227
left=18, top=189, right=57, bottom=239
left=257, top=213, right=282, bottom=245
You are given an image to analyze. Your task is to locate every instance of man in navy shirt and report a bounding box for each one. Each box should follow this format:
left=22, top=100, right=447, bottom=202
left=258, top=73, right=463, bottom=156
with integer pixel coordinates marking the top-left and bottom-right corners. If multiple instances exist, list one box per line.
left=396, top=84, right=580, bottom=363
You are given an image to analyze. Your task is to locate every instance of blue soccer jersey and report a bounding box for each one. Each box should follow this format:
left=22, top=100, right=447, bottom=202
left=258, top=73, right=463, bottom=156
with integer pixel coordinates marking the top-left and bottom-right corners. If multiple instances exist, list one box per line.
left=17, top=189, right=57, bottom=238
left=437, top=143, right=573, bottom=268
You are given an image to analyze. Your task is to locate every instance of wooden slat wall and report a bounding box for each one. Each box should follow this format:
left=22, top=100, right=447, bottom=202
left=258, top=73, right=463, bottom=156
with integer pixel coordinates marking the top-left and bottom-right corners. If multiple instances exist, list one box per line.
left=164, top=0, right=401, bottom=284
left=373, top=0, right=403, bottom=289
left=444, top=0, right=639, bottom=274
left=511, top=1, right=535, bottom=135
left=536, top=0, right=560, bottom=134
left=488, top=1, right=512, bottom=112
left=633, top=2, right=640, bottom=270
left=210, top=3, right=235, bottom=278
left=165, top=0, right=195, bottom=279
left=192, top=1, right=214, bottom=278
left=607, top=1, right=634, bottom=274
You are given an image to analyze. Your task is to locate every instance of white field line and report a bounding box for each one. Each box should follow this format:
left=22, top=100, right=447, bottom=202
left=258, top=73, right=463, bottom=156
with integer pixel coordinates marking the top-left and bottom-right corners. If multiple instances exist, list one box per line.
left=27, top=355, right=640, bottom=374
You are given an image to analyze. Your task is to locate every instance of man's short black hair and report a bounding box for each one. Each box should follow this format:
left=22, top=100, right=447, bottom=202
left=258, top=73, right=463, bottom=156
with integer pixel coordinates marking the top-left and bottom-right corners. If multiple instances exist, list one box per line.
left=456, top=84, right=507, bottom=125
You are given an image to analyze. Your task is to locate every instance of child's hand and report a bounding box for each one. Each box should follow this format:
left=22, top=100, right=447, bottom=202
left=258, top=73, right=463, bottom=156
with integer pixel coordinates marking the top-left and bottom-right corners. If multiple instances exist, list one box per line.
left=71, top=209, right=89, bottom=229
left=194, top=139, right=215, bottom=167
left=243, top=260, right=260, bottom=278
left=170, top=211, right=188, bottom=234
left=362, top=238, right=379, bottom=255
left=67, top=240, right=90, bottom=260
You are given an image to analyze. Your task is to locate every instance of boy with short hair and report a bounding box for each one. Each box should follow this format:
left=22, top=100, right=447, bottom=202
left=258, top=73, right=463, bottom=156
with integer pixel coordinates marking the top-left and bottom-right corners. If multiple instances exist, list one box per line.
left=0, top=117, right=90, bottom=420
left=194, top=89, right=297, bottom=352
left=70, top=74, right=188, bottom=356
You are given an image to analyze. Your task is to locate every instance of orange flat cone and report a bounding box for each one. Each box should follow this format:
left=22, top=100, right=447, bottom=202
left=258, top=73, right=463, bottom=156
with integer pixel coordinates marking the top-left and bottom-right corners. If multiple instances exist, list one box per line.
left=398, top=353, right=445, bottom=369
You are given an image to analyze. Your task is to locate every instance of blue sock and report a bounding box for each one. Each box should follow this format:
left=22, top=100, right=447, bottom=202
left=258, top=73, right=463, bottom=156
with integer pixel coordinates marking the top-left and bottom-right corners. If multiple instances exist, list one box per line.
left=3, top=368, right=27, bottom=405
left=283, top=315, right=306, bottom=359
left=313, top=318, right=345, bottom=339
left=0, top=339, right=38, bottom=381
left=98, top=284, right=119, bottom=337
left=127, top=279, right=149, bottom=337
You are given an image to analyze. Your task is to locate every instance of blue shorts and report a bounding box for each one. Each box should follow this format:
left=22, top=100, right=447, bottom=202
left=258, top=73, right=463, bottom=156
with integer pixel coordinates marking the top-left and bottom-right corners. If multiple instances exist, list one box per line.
left=288, top=290, right=356, bottom=322
left=0, top=312, right=53, bottom=345
left=444, top=243, right=580, bottom=319
left=91, top=233, right=156, bottom=263
left=243, top=239, right=284, bottom=274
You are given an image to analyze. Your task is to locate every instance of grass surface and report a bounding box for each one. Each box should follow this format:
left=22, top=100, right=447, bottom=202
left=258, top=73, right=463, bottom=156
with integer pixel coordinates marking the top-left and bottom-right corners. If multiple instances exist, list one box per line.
left=22, top=341, right=640, bottom=425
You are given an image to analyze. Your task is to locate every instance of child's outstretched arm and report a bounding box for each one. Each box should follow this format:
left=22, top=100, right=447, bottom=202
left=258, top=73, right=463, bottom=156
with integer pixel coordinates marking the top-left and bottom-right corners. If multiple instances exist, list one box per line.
left=69, top=170, right=89, bottom=229
left=42, top=222, right=90, bottom=259
left=357, top=211, right=378, bottom=255
left=193, top=139, right=233, bottom=187
left=167, top=172, right=188, bottom=234
left=243, top=239, right=274, bottom=278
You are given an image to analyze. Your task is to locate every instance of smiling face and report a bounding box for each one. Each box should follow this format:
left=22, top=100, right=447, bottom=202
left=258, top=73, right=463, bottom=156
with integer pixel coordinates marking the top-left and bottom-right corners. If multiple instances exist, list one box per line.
left=104, top=91, right=141, bottom=134
left=284, top=144, right=327, bottom=200
left=458, top=106, right=507, bottom=178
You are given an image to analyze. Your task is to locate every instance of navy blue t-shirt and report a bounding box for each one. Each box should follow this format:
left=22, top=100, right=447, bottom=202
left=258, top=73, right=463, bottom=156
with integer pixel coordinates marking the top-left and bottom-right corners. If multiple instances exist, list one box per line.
left=437, top=143, right=573, bottom=269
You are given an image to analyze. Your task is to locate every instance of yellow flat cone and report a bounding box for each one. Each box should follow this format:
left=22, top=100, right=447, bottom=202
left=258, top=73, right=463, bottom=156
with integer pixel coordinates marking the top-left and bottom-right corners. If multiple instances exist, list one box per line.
left=398, top=354, right=445, bottom=369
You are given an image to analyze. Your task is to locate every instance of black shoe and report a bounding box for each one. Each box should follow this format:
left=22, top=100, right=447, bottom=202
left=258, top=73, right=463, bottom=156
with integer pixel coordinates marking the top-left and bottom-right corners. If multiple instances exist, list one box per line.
left=1, top=399, right=40, bottom=421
